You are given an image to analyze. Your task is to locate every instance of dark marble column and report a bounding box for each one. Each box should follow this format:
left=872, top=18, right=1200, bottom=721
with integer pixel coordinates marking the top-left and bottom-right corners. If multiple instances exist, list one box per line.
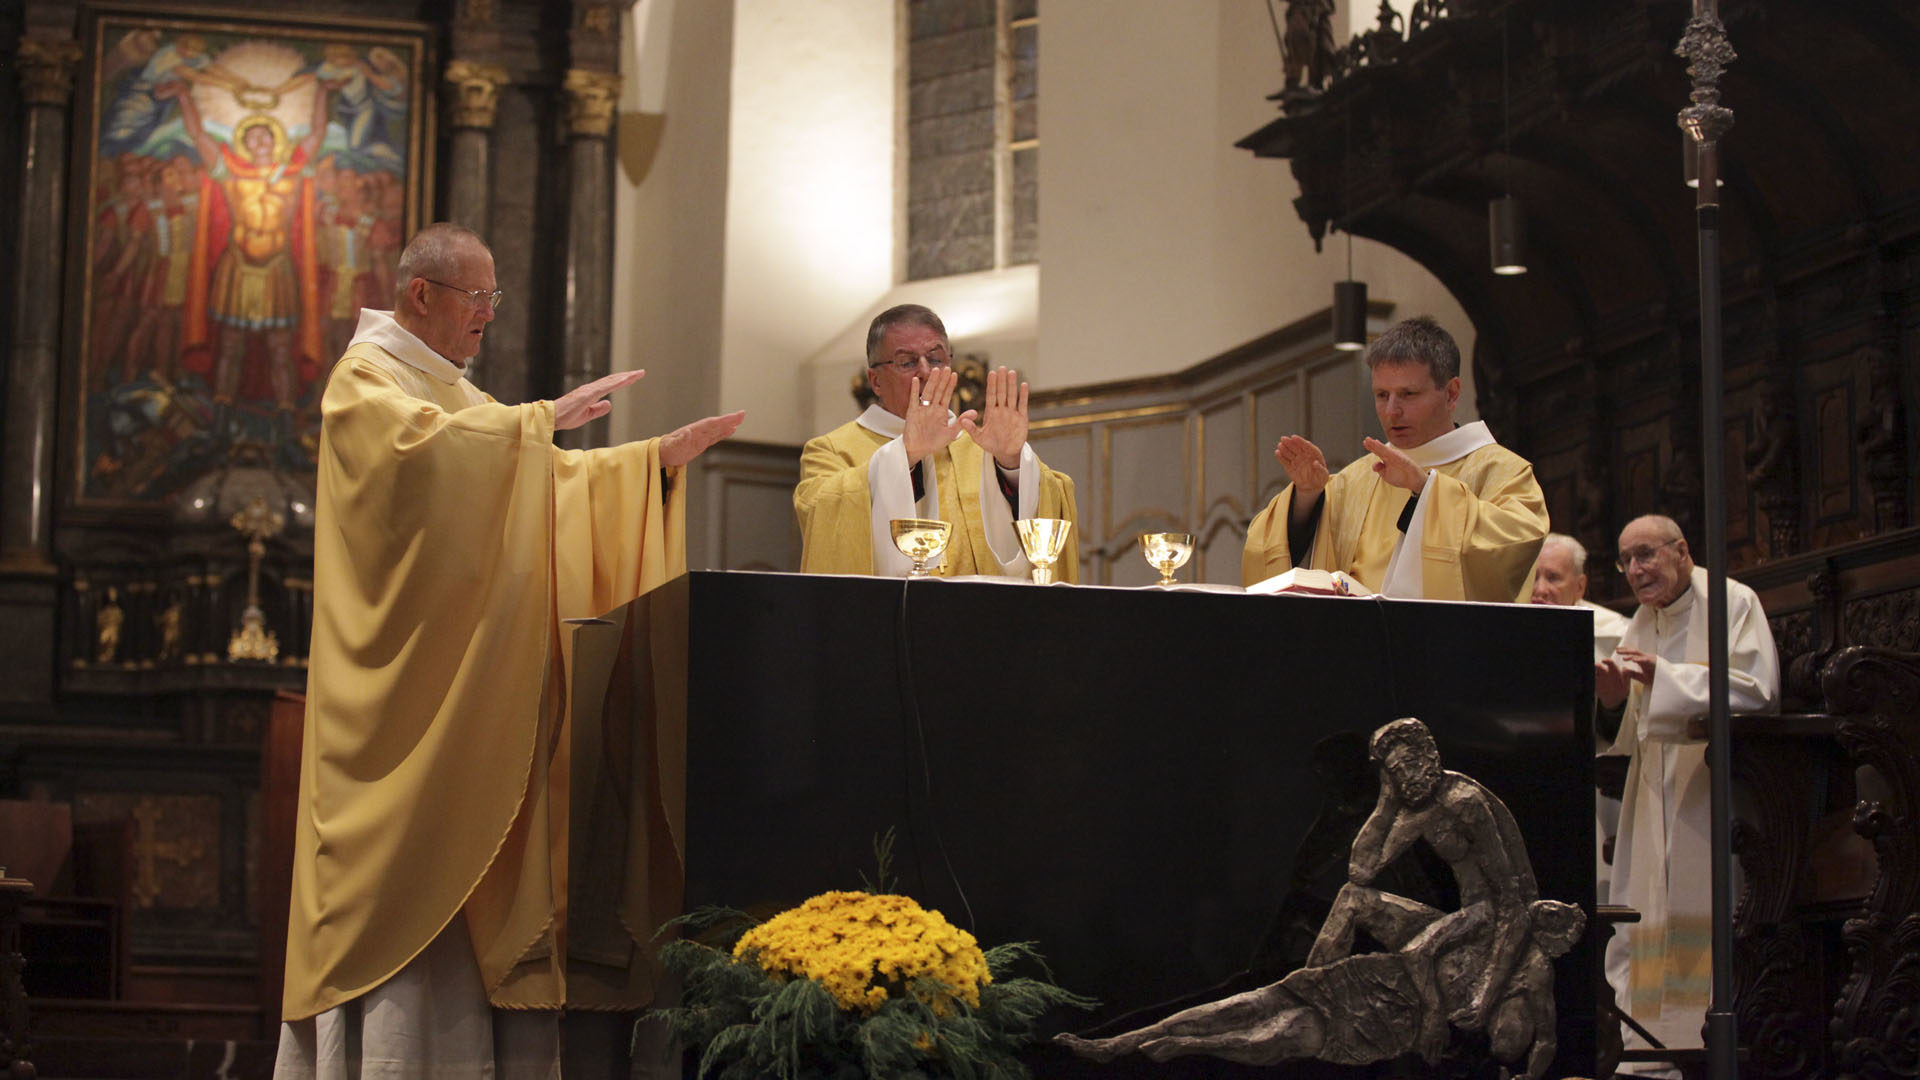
left=2, top=37, right=77, bottom=570
left=443, top=59, right=508, bottom=235
left=556, top=66, right=620, bottom=452
left=0, top=36, right=80, bottom=711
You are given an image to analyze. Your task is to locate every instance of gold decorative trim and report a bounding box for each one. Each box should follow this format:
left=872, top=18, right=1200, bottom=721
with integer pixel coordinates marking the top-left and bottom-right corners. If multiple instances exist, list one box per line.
left=563, top=68, right=621, bottom=137
left=445, top=59, right=510, bottom=130
left=1030, top=401, right=1188, bottom=431
left=17, top=38, right=83, bottom=106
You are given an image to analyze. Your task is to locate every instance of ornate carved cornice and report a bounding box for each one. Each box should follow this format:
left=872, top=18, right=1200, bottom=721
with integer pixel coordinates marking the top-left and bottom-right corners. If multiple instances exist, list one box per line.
left=444, top=59, right=511, bottom=131
left=17, top=37, right=83, bottom=107
left=562, top=68, right=621, bottom=138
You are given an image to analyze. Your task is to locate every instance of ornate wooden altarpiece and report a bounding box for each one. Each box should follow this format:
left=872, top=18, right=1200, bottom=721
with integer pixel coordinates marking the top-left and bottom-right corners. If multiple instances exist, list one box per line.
left=1240, top=0, right=1920, bottom=1075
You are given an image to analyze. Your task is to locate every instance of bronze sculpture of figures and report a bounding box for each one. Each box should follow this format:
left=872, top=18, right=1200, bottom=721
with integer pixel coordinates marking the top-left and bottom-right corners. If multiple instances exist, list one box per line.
left=1057, top=718, right=1584, bottom=1079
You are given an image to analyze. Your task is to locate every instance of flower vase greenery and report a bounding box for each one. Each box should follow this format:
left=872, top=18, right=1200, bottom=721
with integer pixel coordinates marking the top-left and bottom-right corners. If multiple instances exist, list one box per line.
left=647, top=843, right=1093, bottom=1080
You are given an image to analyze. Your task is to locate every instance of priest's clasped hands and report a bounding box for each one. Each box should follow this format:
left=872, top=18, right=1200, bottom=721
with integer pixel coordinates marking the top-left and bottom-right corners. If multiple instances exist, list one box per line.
left=902, top=365, right=1030, bottom=470
left=1274, top=434, right=1430, bottom=496
left=1594, top=647, right=1657, bottom=708
left=553, top=369, right=746, bottom=468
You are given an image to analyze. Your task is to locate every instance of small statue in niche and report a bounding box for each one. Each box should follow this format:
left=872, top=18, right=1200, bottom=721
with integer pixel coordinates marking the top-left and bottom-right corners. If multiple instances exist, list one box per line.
left=1056, top=718, right=1582, bottom=1079
left=155, top=600, right=184, bottom=663
left=1283, top=0, right=1338, bottom=92
left=96, top=586, right=125, bottom=664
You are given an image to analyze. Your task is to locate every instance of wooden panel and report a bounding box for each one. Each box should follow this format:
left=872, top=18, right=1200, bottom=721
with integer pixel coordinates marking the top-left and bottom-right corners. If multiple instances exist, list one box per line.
left=1813, top=380, right=1856, bottom=522
left=1104, top=416, right=1190, bottom=542
left=1619, top=417, right=1666, bottom=524
left=1198, top=398, right=1249, bottom=522
left=1252, top=376, right=1301, bottom=505
left=1308, top=359, right=1363, bottom=472
left=721, top=477, right=801, bottom=573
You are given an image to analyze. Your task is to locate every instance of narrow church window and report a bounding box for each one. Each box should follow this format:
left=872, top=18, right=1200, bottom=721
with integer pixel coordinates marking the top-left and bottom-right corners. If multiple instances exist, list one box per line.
left=907, top=0, right=1038, bottom=280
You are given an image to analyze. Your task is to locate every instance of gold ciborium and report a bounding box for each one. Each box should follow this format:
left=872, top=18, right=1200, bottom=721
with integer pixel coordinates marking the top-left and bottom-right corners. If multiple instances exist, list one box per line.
left=1139, top=531, right=1195, bottom=586
left=890, top=518, right=952, bottom=577
left=1014, top=518, right=1073, bottom=585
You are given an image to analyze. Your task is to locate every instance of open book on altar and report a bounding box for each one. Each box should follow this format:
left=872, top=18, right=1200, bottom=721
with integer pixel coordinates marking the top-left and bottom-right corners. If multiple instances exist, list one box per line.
left=1245, top=568, right=1372, bottom=597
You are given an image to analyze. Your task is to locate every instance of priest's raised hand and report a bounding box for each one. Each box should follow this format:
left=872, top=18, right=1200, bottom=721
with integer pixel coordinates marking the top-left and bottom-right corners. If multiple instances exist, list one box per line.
left=959, top=366, right=1031, bottom=471
left=902, top=365, right=965, bottom=467
left=1362, top=436, right=1427, bottom=493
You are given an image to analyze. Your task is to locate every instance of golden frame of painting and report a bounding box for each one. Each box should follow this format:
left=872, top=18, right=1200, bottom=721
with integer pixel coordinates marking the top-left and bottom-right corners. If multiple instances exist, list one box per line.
left=65, top=4, right=434, bottom=511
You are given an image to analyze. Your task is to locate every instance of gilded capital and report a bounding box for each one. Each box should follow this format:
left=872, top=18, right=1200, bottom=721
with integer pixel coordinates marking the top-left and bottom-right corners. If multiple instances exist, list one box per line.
left=580, top=5, right=616, bottom=37
left=458, top=0, right=497, bottom=25
left=18, top=38, right=84, bottom=107
left=562, top=68, right=622, bottom=138
left=444, top=59, right=511, bottom=130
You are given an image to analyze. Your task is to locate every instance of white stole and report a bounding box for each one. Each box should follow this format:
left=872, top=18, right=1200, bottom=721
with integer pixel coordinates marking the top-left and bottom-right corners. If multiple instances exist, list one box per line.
left=1378, top=421, right=1496, bottom=598
left=854, top=405, right=1038, bottom=578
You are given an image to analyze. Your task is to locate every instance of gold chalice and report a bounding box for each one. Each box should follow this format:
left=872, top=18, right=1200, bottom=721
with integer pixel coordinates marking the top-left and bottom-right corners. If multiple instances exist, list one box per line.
left=890, top=518, right=952, bottom=578
left=1014, top=518, right=1073, bottom=585
left=1139, top=532, right=1195, bottom=586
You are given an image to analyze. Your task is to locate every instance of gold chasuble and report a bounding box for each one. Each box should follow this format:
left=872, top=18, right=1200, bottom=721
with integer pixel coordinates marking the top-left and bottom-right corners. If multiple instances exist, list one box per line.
left=284, top=318, right=685, bottom=1020
left=1242, top=422, right=1546, bottom=602
left=795, top=406, right=1078, bottom=580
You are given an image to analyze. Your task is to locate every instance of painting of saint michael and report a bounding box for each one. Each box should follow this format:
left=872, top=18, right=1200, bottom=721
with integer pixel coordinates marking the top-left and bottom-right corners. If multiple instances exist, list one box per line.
left=76, top=14, right=429, bottom=505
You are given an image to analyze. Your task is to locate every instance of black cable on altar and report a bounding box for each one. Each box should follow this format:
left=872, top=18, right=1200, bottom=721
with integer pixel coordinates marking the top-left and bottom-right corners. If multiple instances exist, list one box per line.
left=893, top=575, right=977, bottom=932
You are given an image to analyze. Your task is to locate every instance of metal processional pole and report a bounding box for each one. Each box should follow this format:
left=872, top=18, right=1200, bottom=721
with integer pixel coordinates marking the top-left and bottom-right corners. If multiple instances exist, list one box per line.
left=1676, top=3, right=1737, bottom=1079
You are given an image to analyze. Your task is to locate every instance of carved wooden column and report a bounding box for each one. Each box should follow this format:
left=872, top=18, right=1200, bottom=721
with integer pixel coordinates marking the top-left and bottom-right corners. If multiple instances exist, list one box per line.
left=0, top=35, right=82, bottom=710
left=443, top=60, right=509, bottom=235
left=1822, top=646, right=1920, bottom=1080
left=556, top=2, right=622, bottom=451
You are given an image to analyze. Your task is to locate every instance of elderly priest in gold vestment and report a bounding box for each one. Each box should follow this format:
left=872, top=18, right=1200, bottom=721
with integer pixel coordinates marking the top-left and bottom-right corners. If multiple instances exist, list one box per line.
left=1242, top=316, right=1547, bottom=601
left=275, top=223, right=743, bottom=1077
left=795, top=304, right=1078, bottom=579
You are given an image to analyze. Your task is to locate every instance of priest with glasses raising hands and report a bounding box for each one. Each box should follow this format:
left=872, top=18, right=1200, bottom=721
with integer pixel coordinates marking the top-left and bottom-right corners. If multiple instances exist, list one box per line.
left=795, top=303, right=1078, bottom=579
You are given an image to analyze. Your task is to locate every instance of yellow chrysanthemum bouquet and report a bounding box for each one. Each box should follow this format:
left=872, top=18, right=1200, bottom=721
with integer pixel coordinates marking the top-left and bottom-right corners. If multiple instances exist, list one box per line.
left=649, top=844, right=1092, bottom=1080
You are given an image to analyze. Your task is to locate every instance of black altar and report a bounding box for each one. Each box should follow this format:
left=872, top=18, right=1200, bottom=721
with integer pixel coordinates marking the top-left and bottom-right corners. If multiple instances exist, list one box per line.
left=587, top=570, right=1597, bottom=1078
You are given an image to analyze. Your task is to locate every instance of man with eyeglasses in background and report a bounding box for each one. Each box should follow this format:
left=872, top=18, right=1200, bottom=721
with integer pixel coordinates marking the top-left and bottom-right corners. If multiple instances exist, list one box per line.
left=277, top=222, right=745, bottom=1078
left=1595, top=513, right=1778, bottom=1075
left=795, top=303, right=1078, bottom=578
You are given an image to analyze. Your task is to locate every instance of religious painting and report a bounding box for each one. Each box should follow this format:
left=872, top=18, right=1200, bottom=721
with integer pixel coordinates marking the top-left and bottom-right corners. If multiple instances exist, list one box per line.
left=68, top=7, right=433, bottom=507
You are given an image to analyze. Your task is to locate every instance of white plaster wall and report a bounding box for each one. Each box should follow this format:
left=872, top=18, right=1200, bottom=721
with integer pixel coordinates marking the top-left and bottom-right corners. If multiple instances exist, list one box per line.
left=1038, top=0, right=1476, bottom=417
left=610, top=0, right=733, bottom=446
left=616, top=0, right=1481, bottom=454
left=716, top=0, right=897, bottom=445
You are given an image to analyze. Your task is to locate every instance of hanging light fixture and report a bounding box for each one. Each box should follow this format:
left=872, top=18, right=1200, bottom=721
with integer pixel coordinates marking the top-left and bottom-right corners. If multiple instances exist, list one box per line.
left=1489, top=11, right=1528, bottom=275
left=1333, top=111, right=1368, bottom=350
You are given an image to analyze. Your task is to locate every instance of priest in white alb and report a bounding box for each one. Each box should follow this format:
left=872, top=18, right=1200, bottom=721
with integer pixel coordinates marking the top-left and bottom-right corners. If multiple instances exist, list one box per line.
left=1242, top=316, right=1548, bottom=601
left=795, top=304, right=1078, bottom=579
left=1597, top=514, right=1779, bottom=1071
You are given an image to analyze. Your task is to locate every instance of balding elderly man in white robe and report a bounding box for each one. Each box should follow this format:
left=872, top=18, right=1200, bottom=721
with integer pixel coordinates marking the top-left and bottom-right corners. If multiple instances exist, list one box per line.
left=1596, top=515, right=1779, bottom=1073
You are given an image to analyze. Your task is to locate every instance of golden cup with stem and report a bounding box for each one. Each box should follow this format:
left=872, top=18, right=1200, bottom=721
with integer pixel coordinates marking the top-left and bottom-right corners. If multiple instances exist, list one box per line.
left=890, top=518, right=952, bottom=577
left=1139, top=532, right=1195, bottom=586
left=1014, top=518, right=1073, bottom=585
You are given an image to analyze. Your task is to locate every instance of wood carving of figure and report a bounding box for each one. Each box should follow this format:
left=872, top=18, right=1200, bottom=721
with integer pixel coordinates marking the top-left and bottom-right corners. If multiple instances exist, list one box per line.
left=1284, top=0, right=1338, bottom=91
left=97, top=587, right=125, bottom=663
left=1857, top=346, right=1908, bottom=531
left=1057, top=719, right=1578, bottom=1079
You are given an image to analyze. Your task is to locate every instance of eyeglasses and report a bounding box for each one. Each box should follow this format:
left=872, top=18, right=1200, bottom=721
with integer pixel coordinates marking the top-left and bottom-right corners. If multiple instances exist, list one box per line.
left=1615, top=537, right=1681, bottom=572
left=868, top=348, right=950, bottom=374
left=422, top=278, right=504, bottom=309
